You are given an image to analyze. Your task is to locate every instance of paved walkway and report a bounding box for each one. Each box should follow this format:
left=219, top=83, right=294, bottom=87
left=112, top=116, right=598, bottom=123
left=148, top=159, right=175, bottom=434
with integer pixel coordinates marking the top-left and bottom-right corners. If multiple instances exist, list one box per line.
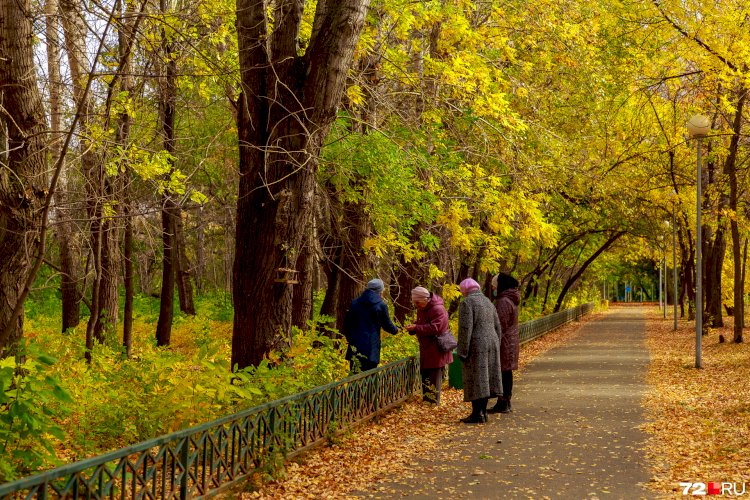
left=359, top=307, right=652, bottom=499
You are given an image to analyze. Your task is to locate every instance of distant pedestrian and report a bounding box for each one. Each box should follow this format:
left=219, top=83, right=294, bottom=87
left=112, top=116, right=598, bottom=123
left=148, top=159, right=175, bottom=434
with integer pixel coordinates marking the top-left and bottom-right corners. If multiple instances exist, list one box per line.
left=343, top=278, right=399, bottom=373
left=405, top=286, right=453, bottom=404
left=489, top=272, right=520, bottom=413
left=456, top=278, right=503, bottom=423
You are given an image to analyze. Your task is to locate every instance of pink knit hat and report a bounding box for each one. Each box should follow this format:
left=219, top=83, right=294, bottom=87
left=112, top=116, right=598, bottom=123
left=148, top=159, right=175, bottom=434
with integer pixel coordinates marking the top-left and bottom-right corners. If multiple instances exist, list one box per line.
left=411, top=286, right=430, bottom=300
left=459, top=278, right=481, bottom=295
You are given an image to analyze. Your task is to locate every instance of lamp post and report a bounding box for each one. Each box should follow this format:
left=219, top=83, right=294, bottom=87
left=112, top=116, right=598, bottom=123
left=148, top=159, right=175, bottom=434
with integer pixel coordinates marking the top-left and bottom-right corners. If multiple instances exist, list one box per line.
left=663, top=220, right=669, bottom=320
left=688, top=114, right=710, bottom=369
left=672, top=199, right=678, bottom=331
left=659, top=257, right=663, bottom=310
left=663, top=256, right=667, bottom=319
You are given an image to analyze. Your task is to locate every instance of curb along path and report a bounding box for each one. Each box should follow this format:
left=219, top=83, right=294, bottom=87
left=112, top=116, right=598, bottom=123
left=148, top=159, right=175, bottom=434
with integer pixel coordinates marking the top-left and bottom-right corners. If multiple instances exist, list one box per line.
left=357, top=306, right=651, bottom=499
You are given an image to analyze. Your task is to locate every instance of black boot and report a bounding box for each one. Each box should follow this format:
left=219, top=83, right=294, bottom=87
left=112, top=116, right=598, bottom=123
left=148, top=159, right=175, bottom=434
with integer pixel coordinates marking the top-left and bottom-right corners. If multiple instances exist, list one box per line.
left=461, top=400, right=487, bottom=424
left=488, top=396, right=511, bottom=414
left=478, top=397, right=489, bottom=422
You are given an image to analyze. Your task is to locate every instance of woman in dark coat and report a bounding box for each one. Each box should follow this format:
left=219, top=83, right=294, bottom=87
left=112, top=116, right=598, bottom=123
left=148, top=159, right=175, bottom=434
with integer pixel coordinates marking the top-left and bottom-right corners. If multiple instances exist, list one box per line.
left=406, top=286, right=453, bottom=404
left=489, top=272, right=520, bottom=413
left=456, top=278, right=503, bottom=423
left=343, top=278, right=399, bottom=373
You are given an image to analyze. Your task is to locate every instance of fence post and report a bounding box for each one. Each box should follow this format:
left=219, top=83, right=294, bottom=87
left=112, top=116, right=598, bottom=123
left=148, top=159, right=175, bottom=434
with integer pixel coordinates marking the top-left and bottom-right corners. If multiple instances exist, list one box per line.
left=180, top=436, right=189, bottom=499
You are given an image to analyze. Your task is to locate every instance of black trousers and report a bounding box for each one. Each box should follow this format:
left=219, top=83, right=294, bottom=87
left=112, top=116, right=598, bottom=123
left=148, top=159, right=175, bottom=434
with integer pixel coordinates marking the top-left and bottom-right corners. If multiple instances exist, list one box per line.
left=420, top=368, right=443, bottom=404
left=471, top=397, right=489, bottom=416
left=502, top=370, right=513, bottom=400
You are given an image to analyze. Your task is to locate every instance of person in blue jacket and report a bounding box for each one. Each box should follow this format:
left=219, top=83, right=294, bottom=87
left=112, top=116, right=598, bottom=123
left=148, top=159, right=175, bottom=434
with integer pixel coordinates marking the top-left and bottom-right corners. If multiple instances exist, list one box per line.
left=343, top=278, right=399, bottom=373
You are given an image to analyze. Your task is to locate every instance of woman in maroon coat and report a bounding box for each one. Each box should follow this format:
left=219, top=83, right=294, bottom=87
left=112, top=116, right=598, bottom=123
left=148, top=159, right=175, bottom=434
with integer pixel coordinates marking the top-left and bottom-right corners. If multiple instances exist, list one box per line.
left=406, top=287, right=453, bottom=404
left=489, top=272, right=520, bottom=413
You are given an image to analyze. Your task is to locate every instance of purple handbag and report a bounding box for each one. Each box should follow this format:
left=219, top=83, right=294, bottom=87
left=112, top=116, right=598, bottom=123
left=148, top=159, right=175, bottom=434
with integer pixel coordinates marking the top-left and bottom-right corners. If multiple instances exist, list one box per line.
left=435, top=331, right=458, bottom=352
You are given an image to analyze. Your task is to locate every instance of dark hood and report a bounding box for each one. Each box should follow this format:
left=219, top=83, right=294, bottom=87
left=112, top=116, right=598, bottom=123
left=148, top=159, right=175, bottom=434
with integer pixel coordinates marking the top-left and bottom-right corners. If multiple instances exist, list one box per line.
left=498, top=288, right=520, bottom=305
left=360, top=288, right=383, bottom=305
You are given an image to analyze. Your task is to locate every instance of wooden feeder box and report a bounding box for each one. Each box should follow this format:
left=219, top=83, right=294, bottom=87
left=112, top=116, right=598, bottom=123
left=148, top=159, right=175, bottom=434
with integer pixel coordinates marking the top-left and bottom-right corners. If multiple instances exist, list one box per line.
left=275, top=267, right=299, bottom=284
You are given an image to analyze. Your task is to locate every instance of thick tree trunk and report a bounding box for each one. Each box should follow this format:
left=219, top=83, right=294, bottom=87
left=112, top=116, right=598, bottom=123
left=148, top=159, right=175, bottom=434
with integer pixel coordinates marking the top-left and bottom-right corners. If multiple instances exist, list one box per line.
left=319, top=246, right=341, bottom=319
left=232, top=0, right=370, bottom=369
left=292, top=222, right=315, bottom=330
left=47, top=0, right=82, bottom=332
left=335, top=199, right=370, bottom=330
left=0, top=0, right=49, bottom=355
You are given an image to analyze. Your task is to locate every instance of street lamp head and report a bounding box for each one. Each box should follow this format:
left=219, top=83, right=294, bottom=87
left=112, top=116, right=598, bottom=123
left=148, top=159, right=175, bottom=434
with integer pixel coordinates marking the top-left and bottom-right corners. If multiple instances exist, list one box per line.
left=687, top=114, right=711, bottom=138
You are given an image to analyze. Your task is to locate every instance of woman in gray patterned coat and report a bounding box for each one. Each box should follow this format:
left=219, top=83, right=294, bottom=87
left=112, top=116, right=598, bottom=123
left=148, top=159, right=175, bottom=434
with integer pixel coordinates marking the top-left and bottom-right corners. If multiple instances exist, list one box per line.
left=456, top=278, right=503, bottom=423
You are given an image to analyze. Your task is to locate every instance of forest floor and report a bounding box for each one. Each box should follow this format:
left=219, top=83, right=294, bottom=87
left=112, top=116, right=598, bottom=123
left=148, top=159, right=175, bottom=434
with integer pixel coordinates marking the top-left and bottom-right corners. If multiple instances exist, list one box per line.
left=643, top=311, right=750, bottom=497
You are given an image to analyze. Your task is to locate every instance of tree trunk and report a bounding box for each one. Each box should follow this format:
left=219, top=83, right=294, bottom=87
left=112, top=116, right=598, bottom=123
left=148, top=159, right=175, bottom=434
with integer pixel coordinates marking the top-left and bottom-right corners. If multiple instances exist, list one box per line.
left=726, top=87, right=745, bottom=342
left=123, top=202, right=134, bottom=357
left=319, top=246, right=341, bottom=320
left=0, top=0, right=49, bottom=355
left=156, top=195, right=177, bottom=346
left=678, top=212, right=696, bottom=320
left=335, top=199, right=371, bottom=330
left=292, top=220, right=315, bottom=330
left=62, top=0, right=120, bottom=346
left=702, top=137, right=725, bottom=329
left=47, top=0, right=83, bottom=332
left=175, top=211, right=196, bottom=315
left=155, top=14, right=178, bottom=345
left=232, top=0, right=370, bottom=369
left=195, top=210, right=206, bottom=294
left=118, top=0, right=137, bottom=357
left=704, top=225, right=726, bottom=328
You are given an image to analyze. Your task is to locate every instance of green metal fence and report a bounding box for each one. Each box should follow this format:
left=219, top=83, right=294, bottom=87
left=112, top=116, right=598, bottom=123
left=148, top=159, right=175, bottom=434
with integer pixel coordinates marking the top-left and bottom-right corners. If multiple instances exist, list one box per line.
left=519, top=301, right=597, bottom=345
left=0, top=301, right=600, bottom=499
left=0, top=357, right=420, bottom=499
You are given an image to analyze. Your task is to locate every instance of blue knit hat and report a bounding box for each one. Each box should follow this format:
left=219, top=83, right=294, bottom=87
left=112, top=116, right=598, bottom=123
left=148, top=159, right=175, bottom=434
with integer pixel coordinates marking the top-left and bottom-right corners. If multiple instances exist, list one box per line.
left=366, top=278, right=385, bottom=292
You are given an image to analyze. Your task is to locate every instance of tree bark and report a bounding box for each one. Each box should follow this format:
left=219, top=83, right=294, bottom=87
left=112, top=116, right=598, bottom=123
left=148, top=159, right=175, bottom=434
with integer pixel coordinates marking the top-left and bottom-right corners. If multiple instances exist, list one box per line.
left=175, top=211, right=196, bottom=315
left=195, top=210, right=206, bottom=294
left=700, top=132, right=725, bottom=329
left=47, top=0, right=83, bottom=332
left=232, top=0, right=370, bottom=369
left=118, top=0, right=137, bottom=357
left=726, top=87, right=745, bottom=342
left=292, top=218, right=315, bottom=330
left=155, top=8, right=178, bottom=346
left=0, top=0, right=49, bottom=355
left=335, top=198, right=371, bottom=330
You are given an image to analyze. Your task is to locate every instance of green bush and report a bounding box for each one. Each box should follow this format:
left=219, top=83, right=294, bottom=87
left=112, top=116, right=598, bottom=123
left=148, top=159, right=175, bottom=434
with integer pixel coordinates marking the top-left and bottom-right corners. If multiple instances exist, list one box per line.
left=0, top=342, right=72, bottom=482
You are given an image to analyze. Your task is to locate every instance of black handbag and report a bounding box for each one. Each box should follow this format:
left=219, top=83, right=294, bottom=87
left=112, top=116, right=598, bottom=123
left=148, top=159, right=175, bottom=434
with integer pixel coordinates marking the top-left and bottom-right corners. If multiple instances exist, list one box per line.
left=435, top=331, right=458, bottom=352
